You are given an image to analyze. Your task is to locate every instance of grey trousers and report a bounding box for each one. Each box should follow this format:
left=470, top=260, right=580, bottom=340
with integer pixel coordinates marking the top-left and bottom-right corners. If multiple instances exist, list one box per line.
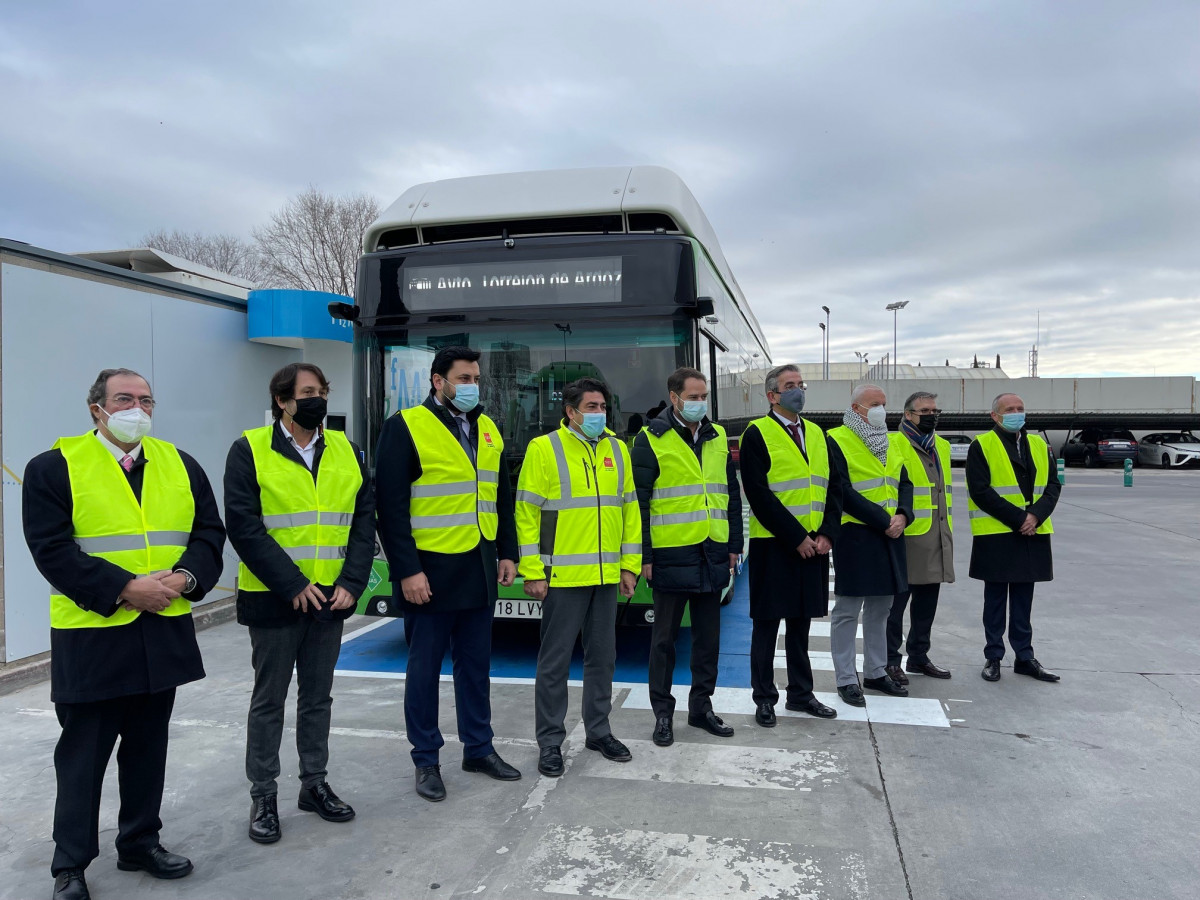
left=830, top=594, right=891, bottom=687
left=246, top=617, right=343, bottom=798
left=535, top=584, right=618, bottom=748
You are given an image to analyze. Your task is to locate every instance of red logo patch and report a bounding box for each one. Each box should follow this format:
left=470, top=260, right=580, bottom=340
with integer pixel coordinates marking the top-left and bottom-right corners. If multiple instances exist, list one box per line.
left=603, top=457, right=614, bottom=468
left=483, top=432, right=494, bottom=445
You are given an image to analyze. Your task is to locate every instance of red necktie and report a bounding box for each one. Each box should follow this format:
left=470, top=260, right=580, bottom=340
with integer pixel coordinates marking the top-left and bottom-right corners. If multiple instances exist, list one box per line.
left=120, top=454, right=134, bottom=472
left=786, top=423, right=801, bottom=446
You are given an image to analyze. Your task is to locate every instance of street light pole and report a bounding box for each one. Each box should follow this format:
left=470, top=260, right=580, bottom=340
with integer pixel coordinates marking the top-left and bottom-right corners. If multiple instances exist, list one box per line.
left=854, top=351, right=868, bottom=379
left=821, top=305, right=831, bottom=380
left=818, top=323, right=826, bottom=380
left=884, top=301, right=909, bottom=380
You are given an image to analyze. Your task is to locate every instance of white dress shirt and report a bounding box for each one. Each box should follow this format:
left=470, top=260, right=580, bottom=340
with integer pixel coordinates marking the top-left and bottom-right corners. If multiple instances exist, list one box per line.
left=771, top=410, right=806, bottom=454
left=279, top=420, right=319, bottom=470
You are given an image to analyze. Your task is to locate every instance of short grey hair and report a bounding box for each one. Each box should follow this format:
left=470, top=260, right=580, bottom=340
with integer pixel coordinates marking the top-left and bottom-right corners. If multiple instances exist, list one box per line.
left=87, top=368, right=149, bottom=422
left=764, top=364, right=800, bottom=396
left=904, top=391, right=938, bottom=413
left=991, top=392, right=1021, bottom=414
left=851, top=383, right=884, bottom=405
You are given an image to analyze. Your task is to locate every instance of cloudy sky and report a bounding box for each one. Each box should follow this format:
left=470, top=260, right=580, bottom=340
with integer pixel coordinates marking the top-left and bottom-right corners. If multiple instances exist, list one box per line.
left=3, top=1, right=1197, bottom=377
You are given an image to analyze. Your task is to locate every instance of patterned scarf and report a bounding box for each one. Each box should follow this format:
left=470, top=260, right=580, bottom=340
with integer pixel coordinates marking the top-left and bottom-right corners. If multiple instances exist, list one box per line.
left=900, top=417, right=937, bottom=456
left=842, top=408, right=890, bottom=463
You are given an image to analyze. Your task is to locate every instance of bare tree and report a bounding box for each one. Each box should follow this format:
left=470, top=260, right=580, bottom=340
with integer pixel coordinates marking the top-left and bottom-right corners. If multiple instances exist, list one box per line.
left=140, top=228, right=265, bottom=285
left=252, top=188, right=381, bottom=297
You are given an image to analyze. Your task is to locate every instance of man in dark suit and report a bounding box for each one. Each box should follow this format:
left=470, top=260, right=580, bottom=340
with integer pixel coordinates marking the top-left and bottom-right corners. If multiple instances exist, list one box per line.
left=224, top=362, right=376, bottom=843
left=739, top=364, right=842, bottom=726
left=967, top=393, right=1062, bottom=683
left=375, top=346, right=521, bottom=801
left=23, top=368, right=225, bottom=900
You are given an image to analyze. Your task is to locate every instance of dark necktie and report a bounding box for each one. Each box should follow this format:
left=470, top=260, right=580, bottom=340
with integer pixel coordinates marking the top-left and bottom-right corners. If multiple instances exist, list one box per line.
left=457, top=418, right=476, bottom=466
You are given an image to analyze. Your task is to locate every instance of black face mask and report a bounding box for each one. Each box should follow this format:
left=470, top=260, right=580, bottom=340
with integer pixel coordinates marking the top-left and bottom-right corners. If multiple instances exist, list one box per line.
left=290, top=396, right=327, bottom=430
left=915, top=414, right=938, bottom=434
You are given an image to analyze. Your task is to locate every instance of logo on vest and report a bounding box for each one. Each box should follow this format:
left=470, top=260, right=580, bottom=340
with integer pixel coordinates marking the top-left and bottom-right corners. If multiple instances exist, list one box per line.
left=603, top=457, right=614, bottom=469
left=483, top=432, right=494, bottom=446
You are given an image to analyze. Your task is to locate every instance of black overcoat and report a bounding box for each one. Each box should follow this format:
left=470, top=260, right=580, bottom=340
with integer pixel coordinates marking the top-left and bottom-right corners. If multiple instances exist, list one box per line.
left=966, top=426, right=1061, bottom=583
left=739, top=415, right=844, bottom=620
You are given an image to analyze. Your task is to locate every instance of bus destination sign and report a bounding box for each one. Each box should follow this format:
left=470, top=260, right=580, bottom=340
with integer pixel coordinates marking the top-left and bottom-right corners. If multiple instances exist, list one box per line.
left=401, top=257, right=622, bottom=310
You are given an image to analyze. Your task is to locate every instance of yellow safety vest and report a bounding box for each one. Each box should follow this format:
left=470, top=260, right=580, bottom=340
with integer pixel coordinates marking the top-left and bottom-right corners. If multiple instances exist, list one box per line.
left=50, top=433, right=194, bottom=629
left=645, top=422, right=730, bottom=548
left=400, top=405, right=502, bottom=553
left=237, top=426, right=362, bottom=591
left=516, top=423, right=641, bottom=587
left=968, top=431, right=1055, bottom=536
left=892, top=434, right=954, bottom=536
left=741, top=416, right=829, bottom=537
left=827, top=426, right=903, bottom=526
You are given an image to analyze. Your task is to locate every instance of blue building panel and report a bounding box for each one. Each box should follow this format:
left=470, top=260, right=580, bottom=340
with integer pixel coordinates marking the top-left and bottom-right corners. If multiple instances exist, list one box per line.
left=247, top=289, right=353, bottom=345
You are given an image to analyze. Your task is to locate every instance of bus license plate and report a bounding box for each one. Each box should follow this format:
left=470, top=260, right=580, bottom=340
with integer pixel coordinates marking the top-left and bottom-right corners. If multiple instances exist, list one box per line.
left=495, top=599, right=542, bottom=619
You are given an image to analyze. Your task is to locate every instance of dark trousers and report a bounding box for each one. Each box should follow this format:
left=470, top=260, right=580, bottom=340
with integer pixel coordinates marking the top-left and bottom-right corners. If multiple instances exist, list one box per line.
left=749, top=617, right=814, bottom=706
left=648, top=589, right=722, bottom=719
left=887, top=582, right=942, bottom=666
left=246, top=617, right=343, bottom=798
left=51, top=688, right=175, bottom=874
left=403, top=605, right=496, bottom=767
left=535, top=584, right=618, bottom=747
left=983, top=581, right=1036, bottom=661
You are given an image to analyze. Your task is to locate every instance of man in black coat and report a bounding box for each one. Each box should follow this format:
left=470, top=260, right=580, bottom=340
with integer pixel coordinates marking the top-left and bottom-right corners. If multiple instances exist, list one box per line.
left=631, top=367, right=743, bottom=747
left=967, top=393, right=1062, bottom=683
left=224, top=363, right=375, bottom=844
left=23, top=368, right=225, bottom=900
left=375, top=346, right=521, bottom=802
left=739, top=365, right=843, bottom=726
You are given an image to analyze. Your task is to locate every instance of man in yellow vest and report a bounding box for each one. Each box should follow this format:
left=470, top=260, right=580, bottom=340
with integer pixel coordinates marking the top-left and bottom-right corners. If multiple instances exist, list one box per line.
left=23, top=368, right=225, bottom=900
left=224, top=363, right=376, bottom=842
left=518, top=377, right=641, bottom=776
left=739, top=364, right=842, bottom=725
left=632, top=367, right=743, bottom=746
left=967, top=393, right=1062, bottom=683
left=886, top=391, right=955, bottom=684
left=827, top=384, right=914, bottom=707
left=375, top=346, right=520, bottom=802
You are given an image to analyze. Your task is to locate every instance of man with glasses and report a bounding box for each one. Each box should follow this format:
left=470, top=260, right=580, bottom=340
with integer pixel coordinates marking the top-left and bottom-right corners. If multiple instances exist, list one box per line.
left=224, top=363, right=375, bottom=843
left=23, top=368, right=225, bottom=900
left=886, top=392, right=955, bottom=684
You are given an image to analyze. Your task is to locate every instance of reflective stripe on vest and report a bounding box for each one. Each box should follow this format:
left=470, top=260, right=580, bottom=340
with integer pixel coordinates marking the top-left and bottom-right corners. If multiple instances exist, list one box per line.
left=237, top=426, right=363, bottom=591
left=646, top=422, right=730, bottom=548
left=397, top=406, right=502, bottom=553
left=742, top=417, right=830, bottom=538
left=50, top=433, right=194, bottom=629
left=892, top=434, right=954, bottom=536
left=968, top=431, right=1055, bottom=536
left=827, top=426, right=903, bottom=526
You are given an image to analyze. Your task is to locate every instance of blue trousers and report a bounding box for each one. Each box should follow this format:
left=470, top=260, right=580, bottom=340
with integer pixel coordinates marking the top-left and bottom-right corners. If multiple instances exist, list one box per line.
left=403, top=605, right=495, bottom=767
left=983, top=581, right=1035, bottom=661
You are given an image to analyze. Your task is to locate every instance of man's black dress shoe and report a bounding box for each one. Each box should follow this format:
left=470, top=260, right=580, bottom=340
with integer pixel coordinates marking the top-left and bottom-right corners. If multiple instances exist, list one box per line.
left=652, top=716, right=674, bottom=746
left=538, top=745, right=564, bottom=777
left=1014, top=658, right=1060, bottom=682
left=52, top=868, right=89, bottom=900
left=415, top=765, right=446, bottom=802
left=863, top=675, right=909, bottom=697
left=248, top=793, right=281, bottom=844
left=298, top=781, right=355, bottom=821
left=884, top=664, right=910, bottom=686
left=687, top=711, right=735, bottom=737
left=981, top=659, right=1001, bottom=682
left=754, top=702, right=777, bottom=727
left=785, top=697, right=838, bottom=719
left=906, top=659, right=952, bottom=679
left=585, top=734, right=632, bottom=761
left=837, top=684, right=866, bottom=707
left=116, top=845, right=193, bottom=879
left=462, top=751, right=522, bottom=780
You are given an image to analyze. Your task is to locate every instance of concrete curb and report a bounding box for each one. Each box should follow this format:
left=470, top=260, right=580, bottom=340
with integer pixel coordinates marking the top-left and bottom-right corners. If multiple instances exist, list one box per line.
left=0, top=595, right=236, bottom=698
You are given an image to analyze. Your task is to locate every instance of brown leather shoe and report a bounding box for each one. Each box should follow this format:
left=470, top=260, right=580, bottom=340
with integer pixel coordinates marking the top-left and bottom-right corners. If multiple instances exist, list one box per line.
left=884, top=664, right=909, bottom=686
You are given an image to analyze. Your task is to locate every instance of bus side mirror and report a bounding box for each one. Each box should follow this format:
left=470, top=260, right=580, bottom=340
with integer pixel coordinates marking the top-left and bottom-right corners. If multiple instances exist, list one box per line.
left=688, top=296, right=715, bottom=318
left=329, top=301, right=359, bottom=322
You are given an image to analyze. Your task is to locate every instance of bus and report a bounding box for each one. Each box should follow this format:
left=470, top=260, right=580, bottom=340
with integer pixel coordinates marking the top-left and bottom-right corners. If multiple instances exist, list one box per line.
left=335, top=166, right=771, bottom=623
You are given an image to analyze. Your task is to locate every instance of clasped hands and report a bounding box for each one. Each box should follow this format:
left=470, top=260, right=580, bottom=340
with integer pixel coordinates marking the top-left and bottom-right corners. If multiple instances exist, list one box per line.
left=795, top=535, right=833, bottom=559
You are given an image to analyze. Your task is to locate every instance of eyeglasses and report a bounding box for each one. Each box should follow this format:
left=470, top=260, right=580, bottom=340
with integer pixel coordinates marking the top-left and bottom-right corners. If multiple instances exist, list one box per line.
left=910, top=408, right=942, bottom=415
left=772, top=382, right=808, bottom=392
left=107, top=393, right=156, bottom=410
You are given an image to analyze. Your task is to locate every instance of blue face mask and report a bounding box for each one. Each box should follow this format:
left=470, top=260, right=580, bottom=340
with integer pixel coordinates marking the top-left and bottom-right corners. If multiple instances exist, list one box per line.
left=778, top=387, right=806, bottom=414
left=577, top=412, right=607, bottom=439
left=678, top=399, right=708, bottom=423
left=448, top=383, right=479, bottom=413
left=1000, top=412, right=1025, bottom=432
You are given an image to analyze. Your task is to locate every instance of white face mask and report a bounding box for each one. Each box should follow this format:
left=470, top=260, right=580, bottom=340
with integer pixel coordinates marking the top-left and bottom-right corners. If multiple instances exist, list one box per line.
left=865, top=405, right=888, bottom=429
left=101, top=406, right=153, bottom=443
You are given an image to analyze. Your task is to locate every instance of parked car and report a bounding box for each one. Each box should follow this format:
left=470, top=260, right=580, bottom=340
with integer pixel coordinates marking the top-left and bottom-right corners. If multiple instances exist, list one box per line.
left=1137, top=432, right=1200, bottom=469
left=1060, top=428, right=1138, bottom=467
left=943, top=433, right=972, bottom=466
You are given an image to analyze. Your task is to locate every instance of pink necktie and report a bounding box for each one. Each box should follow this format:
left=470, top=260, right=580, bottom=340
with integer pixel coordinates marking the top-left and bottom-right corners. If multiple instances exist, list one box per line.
left=120, top=454, right=134, bottom=472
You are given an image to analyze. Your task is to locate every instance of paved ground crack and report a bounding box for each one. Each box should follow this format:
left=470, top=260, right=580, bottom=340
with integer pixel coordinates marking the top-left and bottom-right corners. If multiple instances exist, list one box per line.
left=867, top=720, right=914, bottom=900
left=1141, top=674, right=1200, bottom=730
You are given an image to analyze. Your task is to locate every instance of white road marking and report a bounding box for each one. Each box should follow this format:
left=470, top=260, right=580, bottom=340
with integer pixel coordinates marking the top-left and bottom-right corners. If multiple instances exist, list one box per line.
left=786, top=621, right=862, bottom=638
left=525, top=824, right=867, bottom=900
left=520, top=722, right=585, bottom=813
left=339, top=616, right=393, bottom=643
left=777, top=650, right=863, bottom=671
left=577, top=739, right=840, bottom=792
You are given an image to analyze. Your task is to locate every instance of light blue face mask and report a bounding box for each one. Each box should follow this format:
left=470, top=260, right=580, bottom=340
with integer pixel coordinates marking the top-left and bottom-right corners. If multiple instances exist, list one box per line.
left=678, top=400, right=708, bottom=423
left=778, top=387, right=806, bottom=414
left=577, top=412, right=607, bottom=439
left=1000, top=412, right=1026, bottom=432
left=448, top=383, right=479, bottom=413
